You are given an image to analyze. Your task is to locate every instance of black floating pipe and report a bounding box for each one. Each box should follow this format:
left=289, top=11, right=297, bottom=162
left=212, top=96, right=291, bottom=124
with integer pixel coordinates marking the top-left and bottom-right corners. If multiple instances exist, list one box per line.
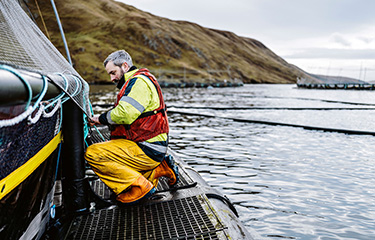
left=0, top=69, right=60, bottom=105
left=92, top=104, right=375, bottom=111
left=166, top=105, right=375, bottom=111
left=61, top=99, right=89, bottom=213
left=168, top=110, right=375, bottom=136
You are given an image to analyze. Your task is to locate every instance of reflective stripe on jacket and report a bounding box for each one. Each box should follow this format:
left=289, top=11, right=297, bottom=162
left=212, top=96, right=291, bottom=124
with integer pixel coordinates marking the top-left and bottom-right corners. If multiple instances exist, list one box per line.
left=109, top=68, right=169, bottom=143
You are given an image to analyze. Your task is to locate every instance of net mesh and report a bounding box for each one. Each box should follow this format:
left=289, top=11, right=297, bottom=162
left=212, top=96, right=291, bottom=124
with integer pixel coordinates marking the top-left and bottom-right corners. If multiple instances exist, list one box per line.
left=0, top=0, right=91, bottom=116
left=0, top=2, right=94, bottom=239
left=0, top=106, right=61, bottom=179
left=0, top=0, right=91, bottom=180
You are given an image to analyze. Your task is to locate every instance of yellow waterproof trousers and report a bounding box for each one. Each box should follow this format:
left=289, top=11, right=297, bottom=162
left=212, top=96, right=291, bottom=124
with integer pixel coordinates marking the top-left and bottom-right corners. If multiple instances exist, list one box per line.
left=85, top=139, right=160, bottom=195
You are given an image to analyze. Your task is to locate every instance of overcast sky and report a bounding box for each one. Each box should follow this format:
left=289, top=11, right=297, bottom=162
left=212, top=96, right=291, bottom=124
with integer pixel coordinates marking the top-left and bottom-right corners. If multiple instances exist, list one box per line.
left=118, top=0, right=375, bottom=81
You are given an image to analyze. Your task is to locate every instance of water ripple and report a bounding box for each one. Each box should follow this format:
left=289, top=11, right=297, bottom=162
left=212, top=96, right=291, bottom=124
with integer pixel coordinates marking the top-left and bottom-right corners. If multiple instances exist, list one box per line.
left=91, top=84, right=375, bottom=240
left=164, top=85, right=375, bottom=240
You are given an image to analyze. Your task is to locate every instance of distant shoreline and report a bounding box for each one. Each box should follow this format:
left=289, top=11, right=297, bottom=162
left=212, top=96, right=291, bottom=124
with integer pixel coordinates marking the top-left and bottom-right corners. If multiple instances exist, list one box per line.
left=89, top=81, right=244, bottom=88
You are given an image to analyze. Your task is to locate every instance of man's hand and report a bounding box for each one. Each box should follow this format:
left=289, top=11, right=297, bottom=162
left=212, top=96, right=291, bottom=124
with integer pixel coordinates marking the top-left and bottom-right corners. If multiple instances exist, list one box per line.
left=88, top=116, right=101, bottom=126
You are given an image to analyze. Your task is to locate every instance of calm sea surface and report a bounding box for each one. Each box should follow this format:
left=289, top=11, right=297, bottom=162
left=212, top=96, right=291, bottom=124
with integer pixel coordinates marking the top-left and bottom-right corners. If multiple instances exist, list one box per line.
left=90, top=84, right=375, bottom=240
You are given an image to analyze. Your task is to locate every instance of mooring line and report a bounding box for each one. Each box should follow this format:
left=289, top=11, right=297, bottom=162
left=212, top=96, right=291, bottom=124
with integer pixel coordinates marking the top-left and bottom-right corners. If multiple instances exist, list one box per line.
left=168, top=110, right=375, bottom=136
left=167, top=106, right=375, bottom=110
left=218, top=94, right=375, bottom=106
left=92, top=104, right=375, bottom=111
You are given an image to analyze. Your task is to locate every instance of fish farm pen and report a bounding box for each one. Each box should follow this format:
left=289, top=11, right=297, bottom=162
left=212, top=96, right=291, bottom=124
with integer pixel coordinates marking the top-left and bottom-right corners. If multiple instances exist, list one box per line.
left=0, top=0, right=255, bottom=239
left=297, top=83, right=375, bottom=90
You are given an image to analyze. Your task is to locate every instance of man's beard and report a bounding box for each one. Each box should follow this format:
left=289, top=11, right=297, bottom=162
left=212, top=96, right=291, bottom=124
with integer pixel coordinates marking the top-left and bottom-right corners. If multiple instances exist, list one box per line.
left=115, top=68, right=126, bottom=89
left=116, top=74, right=125, bottom=89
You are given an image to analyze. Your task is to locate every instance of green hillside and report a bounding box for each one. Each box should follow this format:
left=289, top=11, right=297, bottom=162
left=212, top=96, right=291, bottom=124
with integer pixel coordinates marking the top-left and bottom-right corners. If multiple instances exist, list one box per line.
left=24, top=0, right=314, bottom=84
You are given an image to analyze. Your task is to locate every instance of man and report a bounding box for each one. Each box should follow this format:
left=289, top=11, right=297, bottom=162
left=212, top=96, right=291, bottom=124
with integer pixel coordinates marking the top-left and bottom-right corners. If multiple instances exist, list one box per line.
left=85, top=50, right=178, bottom=204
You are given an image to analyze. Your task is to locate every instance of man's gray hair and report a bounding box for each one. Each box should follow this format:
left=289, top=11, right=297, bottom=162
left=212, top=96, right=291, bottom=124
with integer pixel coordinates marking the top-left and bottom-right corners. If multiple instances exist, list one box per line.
left=103, top=50, right=133, bottom=67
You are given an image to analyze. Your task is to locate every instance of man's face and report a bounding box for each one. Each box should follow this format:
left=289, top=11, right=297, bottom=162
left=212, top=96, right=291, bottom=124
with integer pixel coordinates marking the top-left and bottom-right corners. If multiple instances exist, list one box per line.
left=105, top=61, right=127, bottom=84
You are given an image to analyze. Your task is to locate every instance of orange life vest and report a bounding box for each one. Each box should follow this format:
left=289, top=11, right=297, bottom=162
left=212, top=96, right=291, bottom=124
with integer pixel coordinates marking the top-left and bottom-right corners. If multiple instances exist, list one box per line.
left=110, top=68, right=169, bottom=142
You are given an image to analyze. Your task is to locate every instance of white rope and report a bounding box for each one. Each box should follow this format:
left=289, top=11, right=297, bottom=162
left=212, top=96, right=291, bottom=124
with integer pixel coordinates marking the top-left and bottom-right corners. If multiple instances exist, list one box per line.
left=43, top=98, right=61, bottom=118
left=0, top=106, right=34, bottom=128
left=27, top=104, right=44, bottom=125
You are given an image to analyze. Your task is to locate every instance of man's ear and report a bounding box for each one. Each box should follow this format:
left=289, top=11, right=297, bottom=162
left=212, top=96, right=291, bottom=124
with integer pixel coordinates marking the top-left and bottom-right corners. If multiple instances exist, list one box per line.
left=121, top=63, right=128, bottom=72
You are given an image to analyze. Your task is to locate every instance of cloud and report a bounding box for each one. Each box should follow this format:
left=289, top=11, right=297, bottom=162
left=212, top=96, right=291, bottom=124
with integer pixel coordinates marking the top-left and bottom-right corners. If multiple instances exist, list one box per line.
left=117, top=0, right=375, bottom=81
left=330, top=33, right=351, bottom=47
left=284, top=48, right=375, bottom=59
left=358, top=36, right=375, bottom=44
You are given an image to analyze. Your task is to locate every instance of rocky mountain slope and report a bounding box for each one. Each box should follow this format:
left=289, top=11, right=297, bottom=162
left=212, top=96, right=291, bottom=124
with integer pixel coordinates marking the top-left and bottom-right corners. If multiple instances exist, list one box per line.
left=24, top=0, right=314, bottom=84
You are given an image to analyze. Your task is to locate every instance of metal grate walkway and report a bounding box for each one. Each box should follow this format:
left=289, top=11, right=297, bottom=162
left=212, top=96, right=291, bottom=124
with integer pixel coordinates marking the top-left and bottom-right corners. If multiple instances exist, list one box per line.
left=86, top=126, right=110, bottom=145
left=67, top=195, right=227, bottom=240
left=86, top=126, right=197, bottom=198
left=88, top=160, right=197, bottom=201
left=156, top=163, right=197, bottom=193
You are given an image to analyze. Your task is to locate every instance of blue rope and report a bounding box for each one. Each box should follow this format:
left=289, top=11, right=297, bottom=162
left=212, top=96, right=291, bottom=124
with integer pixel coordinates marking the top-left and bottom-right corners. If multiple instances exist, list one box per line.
left=71, top=75, right=82, bottom=97
left=45, top=74, right=69, bottom=109
left=84, top=100, right=106, bottom=147
left=50, top=0, right=72, bottom=65
left=31, top=75, right=48, bottom=112
left=90, top=101, right=105, bottom=141
left=0, top=65, right=32, bottom=110
left=83, top=100, right=106, bottom=147
left=55, top=100, right=63, bottom=134
left=54, top=142, right=62, bottom=182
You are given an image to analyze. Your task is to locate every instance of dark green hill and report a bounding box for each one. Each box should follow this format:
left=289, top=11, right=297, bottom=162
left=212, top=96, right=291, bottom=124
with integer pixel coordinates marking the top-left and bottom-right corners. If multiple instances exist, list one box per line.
left=23, top=0, right=314, bottom=84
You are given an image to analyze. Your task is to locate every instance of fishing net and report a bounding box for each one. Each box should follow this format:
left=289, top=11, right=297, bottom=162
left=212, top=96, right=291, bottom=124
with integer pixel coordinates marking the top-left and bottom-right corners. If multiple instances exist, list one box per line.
left=0, top=1, right=93, bottom=238
left=0, top=0, right=92, bottom=170
left=0, top=0, right=91, bottom=117
left=0, top=0, right=92, bottom=130
left=0, top=103, right=61, bottom=179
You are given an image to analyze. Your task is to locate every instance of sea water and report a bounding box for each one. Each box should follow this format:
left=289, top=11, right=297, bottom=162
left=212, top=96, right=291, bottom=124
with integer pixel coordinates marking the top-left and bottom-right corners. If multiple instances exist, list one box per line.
left=90, top=84, right=375, bottom=240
